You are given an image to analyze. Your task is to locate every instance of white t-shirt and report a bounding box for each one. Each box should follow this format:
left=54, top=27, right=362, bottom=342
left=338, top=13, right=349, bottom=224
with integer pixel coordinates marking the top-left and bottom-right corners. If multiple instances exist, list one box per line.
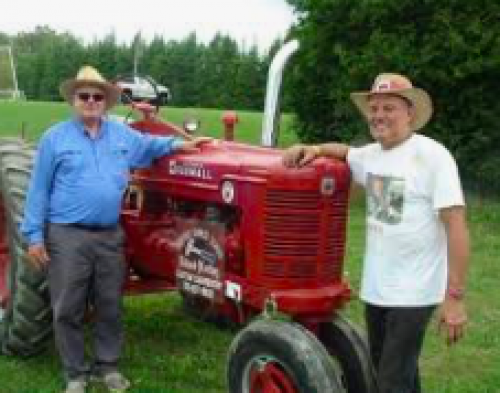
left=347, top=134, right=464, bottom=306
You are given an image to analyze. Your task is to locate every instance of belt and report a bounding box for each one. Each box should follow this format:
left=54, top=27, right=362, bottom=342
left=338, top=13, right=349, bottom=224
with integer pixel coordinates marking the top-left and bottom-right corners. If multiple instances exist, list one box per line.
left=69, top=224, right=118, bottom=232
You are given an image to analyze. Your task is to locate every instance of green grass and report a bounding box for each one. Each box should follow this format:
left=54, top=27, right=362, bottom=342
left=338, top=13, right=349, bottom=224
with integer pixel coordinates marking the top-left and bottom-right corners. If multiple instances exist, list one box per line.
left=0, top=200, right=498, bottom=392
left=0, top=100, right=499, bottom=392
left=0, top=100, right=296, bottom=147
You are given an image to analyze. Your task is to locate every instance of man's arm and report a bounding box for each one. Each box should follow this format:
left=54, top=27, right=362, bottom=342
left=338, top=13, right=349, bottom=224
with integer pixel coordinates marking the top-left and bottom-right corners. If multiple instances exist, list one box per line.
left=174, top=137, right=212, bottom=153
left=438, top=205, right=470, bottom=345
left=21, top=136, right=55, bottom=268
left=282, top=142, right=350, bottom=167
left=127, top=126, right=211, bottom=168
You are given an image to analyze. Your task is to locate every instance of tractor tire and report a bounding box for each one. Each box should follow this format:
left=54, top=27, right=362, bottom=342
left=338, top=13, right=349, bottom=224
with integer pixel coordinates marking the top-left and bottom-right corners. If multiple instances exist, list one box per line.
left=227, top=319, right=342, bottom=393
left=0, top=138, right=52, bottom=357
left=181, top=293, right=218, bottom=321
left=318, top=314, right=378, bottom=393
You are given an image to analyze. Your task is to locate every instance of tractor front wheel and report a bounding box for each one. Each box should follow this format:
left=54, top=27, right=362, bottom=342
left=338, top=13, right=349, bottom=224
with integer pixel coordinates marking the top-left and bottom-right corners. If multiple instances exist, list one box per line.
left=227, top=319, right=342, bottom=393
left=318, top=314, right=378, bottom=393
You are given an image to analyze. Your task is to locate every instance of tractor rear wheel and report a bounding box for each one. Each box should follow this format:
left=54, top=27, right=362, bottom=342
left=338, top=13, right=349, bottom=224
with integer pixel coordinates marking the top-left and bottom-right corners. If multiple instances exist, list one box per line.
left=0, top=138, right=52, bottom=357
left=227, top=319, right=342, bottom=393
left=318, top=314, right=378, bottom=393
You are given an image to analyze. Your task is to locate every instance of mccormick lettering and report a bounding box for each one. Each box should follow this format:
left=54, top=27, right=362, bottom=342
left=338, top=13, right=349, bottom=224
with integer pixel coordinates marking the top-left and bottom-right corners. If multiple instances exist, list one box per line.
left=169, top=160, right=212, bottom=180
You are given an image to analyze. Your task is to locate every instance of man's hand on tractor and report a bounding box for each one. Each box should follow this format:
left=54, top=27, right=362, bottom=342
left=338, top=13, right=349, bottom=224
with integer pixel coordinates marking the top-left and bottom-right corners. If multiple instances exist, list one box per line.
left=437, top=295, right=467, bottom=346
left=27, top=244, right=50, bottom=269
left=177, top=137, right=213, bottom=153
left=282, top=144, right=321, bottom=168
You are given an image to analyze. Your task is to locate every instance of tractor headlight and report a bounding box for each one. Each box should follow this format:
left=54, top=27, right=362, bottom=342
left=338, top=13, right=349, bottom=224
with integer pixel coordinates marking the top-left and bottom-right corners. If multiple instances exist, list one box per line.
left=321, top=177, right=335, bottom=196
left=221, top=181, right=235, bottom=203
left=183, top=118, right=200, bottom=133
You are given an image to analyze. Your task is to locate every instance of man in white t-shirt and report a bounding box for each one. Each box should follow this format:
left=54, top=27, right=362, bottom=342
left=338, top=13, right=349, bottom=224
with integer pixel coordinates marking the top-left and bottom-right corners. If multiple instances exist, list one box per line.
left=283, top=73, right=470, bottom=393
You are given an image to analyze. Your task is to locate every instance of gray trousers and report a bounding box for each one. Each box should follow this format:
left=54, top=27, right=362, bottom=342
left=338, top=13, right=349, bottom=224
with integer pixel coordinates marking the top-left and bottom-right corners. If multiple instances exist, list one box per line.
left=46, top=223, right=126, bottom=381
left=365, top=303, right=436, bottom=393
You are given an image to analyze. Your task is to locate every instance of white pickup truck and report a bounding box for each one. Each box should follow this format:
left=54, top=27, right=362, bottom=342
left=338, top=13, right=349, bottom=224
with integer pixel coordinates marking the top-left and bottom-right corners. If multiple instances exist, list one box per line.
left=114, top=75, right=172, bottom=105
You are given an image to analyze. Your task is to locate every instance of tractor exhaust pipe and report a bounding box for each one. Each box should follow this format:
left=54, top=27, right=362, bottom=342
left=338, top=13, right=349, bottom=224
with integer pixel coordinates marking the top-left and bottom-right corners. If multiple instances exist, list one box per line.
left=261, top=39, right=299, bottom=147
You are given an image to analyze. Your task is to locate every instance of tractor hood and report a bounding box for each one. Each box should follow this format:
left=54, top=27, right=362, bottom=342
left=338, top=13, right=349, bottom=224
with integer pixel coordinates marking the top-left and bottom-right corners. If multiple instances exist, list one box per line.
left=145, top=138, right=350, bottom=193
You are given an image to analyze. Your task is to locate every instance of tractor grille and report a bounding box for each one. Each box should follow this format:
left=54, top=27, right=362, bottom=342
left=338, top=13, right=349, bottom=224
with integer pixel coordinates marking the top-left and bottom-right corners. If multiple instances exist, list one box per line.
left=263, top=189, right=346, bottom=280
left=325, top=197, right=348, bottom=278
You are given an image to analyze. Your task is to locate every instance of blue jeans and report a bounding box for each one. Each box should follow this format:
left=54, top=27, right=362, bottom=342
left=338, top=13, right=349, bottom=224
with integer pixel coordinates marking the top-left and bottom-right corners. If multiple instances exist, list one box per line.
left=365, top=303, right=436, bottom=393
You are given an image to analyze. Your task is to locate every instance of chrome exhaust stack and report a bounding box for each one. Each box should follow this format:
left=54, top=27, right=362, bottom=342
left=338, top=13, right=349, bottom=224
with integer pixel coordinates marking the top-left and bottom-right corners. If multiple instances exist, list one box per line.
left=261, top=40, right=299, bottom=147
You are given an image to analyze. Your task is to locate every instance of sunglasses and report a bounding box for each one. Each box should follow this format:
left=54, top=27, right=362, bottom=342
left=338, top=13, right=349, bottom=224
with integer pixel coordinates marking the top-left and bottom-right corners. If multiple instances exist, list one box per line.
left=77, top=92, right=105, bottom=102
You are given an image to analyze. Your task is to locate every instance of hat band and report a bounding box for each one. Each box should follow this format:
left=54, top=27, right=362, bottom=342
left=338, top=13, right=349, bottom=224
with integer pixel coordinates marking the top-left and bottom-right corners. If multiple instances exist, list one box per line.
left=373, top=79, right=412, bottom=93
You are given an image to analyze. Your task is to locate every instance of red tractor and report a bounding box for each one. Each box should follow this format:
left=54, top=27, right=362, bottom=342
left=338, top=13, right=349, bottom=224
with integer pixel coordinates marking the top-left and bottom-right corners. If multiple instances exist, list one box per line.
left=0, top=41, right=376, bottom=392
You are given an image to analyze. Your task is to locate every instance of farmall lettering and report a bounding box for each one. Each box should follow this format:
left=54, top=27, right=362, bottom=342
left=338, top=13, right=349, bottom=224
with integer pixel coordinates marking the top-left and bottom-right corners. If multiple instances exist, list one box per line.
left=176, top=226, right=225, bottom=302
left=169, top=160, right=212, bottom=180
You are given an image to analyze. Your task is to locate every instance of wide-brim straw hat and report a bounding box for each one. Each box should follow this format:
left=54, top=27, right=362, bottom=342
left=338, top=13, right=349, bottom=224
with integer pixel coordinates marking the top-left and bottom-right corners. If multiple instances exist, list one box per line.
left=350, top=73, right=433, bottom=131
left=60, top=65, right=120, bottom=110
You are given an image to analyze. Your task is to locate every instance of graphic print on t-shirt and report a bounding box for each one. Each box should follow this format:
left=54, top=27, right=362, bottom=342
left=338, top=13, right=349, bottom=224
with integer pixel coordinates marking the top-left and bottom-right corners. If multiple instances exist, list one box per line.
left=367, top=173, right=405, bottom=224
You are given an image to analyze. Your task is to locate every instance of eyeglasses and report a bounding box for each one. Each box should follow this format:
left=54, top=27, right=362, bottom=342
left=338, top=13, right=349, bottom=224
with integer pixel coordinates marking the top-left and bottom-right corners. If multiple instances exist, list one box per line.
left=77, top=92, right=105, bottom=102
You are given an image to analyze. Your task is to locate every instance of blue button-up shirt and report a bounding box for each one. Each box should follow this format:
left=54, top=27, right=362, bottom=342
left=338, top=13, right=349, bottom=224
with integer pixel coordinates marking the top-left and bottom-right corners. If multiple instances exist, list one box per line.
left=21, top=117, right=183, bottom=245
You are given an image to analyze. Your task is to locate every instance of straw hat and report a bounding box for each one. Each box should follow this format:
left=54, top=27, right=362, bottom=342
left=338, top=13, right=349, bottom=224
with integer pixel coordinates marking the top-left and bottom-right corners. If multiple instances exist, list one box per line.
left=350, top=73, right=433, bottom=131
left=60, top=65, right=120, bottom=110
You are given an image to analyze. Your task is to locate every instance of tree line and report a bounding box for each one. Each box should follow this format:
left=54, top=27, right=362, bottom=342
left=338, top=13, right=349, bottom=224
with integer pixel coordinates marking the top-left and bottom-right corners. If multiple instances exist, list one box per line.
left=0, top=26, right=282, bottom=111
left=2, top=0, right=499, bottom=196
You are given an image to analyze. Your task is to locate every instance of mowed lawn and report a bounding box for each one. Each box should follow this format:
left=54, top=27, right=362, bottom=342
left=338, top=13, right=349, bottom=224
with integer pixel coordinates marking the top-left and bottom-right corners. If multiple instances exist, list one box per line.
left=0, top=100, right=499, bottom=392
left=0, top=100, right=296, bottom=146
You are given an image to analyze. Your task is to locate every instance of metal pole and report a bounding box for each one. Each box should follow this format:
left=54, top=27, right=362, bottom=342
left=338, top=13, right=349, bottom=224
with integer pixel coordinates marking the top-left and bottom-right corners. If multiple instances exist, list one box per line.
left=133, top=31, right=142, bottom=76
left=133, top=49, right=138, bottom=76
left=8, top=45, right=20, bottom=99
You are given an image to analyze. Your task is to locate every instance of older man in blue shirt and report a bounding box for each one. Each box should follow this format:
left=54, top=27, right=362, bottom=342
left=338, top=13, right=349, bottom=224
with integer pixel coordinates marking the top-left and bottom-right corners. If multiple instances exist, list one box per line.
left=21, top=65, right=209, bottom=393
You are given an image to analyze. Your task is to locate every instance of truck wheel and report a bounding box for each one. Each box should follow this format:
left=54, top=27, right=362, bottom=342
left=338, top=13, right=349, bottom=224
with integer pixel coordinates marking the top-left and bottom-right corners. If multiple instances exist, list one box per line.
left=227, top=319, right=342, bottom=393
left=158, top=93, right=170, bottom=106
left=318, top=315, right=378, bottom=393
left=121, top=89, right=133, bottom=104
left=0, top=139, right=52, bottom=357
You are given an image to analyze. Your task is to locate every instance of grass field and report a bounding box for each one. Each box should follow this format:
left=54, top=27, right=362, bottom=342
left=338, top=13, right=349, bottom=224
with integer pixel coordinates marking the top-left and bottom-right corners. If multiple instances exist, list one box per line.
left=0, top=100, right=296, bottom=147
left=0, top=100, right=499, bottom=392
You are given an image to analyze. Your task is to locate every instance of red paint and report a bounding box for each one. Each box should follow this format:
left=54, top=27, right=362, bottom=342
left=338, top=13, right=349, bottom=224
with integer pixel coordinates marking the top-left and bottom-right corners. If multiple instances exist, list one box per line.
left=120, top=113, right=352, bottom=327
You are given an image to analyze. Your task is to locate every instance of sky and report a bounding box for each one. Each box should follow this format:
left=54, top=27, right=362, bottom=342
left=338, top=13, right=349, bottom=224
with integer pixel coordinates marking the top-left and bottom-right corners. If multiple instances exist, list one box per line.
left=1, top=0, right=296, bottom=50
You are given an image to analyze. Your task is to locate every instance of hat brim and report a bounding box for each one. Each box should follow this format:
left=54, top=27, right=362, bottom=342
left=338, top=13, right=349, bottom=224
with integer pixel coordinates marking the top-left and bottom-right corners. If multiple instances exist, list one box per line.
left=350, top=88, right=433, bottom=131
left=60, top=79, right=121, bottom=110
